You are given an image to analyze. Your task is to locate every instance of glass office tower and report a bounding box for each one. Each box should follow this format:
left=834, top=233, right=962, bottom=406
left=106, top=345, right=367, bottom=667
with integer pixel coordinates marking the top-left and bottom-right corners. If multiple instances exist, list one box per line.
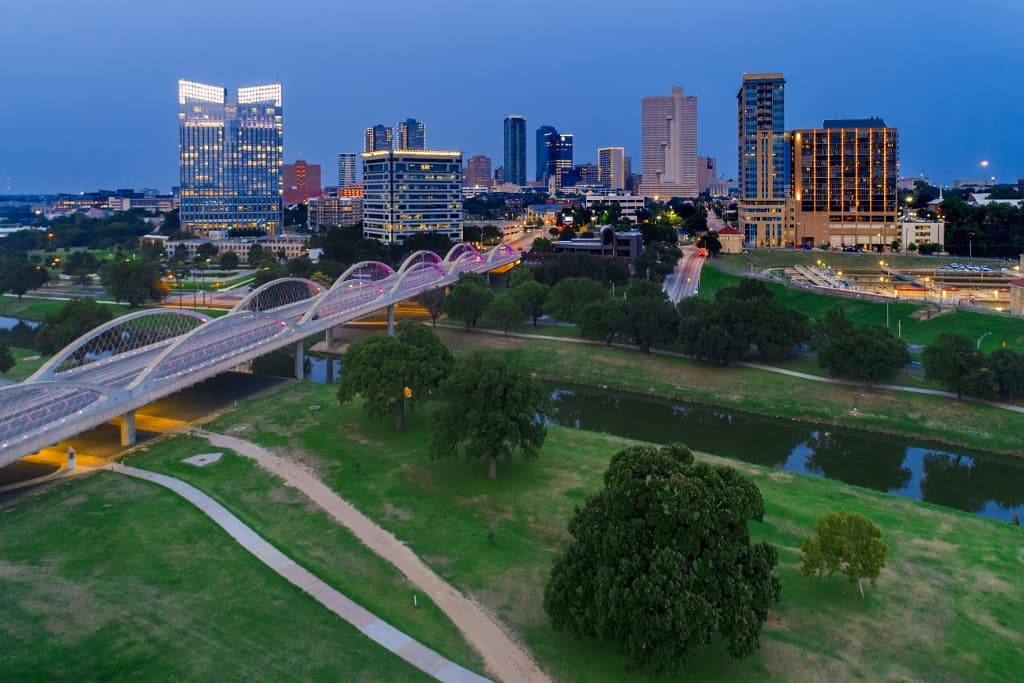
left=396, top=118, right=426, bottom=150
left=536, top=125, right=557, bottom=182
left=178, top=80, right=283, bottom=236
left=503, top=115, right=526, bottom=186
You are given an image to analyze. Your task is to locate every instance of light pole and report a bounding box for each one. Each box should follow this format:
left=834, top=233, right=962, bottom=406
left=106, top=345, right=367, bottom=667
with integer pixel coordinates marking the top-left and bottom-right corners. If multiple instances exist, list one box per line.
left=968, top=231, right=974, bottom=263
left=977, top=331, right=991, bottom=351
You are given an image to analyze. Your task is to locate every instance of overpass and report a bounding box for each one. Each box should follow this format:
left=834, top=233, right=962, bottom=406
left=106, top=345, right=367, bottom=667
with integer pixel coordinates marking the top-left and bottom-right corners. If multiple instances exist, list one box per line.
left=0, top=242, right=521, bottom=468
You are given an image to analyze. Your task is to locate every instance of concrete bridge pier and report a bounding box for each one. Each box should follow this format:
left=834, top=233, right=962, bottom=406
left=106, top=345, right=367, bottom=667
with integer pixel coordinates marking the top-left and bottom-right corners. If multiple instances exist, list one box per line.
left=119, top=411, right=136, bottom=448
left=294, top=341, right=305, bottom=380
left=387, top=304, right=395, bottom=336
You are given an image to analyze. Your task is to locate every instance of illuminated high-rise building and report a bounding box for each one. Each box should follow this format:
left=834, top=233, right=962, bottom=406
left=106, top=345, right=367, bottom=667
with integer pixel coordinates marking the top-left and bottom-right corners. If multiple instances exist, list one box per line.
left=598, top=146, right=626, bottom=190
left=465, top=155, right=492, bottom=189
left=337, top=153, right=357, bottom=187
left=283, top=160, right=322, bottom=204
left=536, top=125, right=557, bottom=182
left=177, top=79, right=283, bottom=236
left=364, top=124, right=393, bottom=152
left=362, top=149, right=463, bottom=244
left=395, top=118, right=426, bottom=150
left=503, top=115, right=527, bottom=186
left=640, top=85, right=698, bottom=198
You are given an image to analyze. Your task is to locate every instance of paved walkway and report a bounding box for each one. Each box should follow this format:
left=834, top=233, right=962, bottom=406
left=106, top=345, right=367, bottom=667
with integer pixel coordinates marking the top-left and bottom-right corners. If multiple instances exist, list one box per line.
left=440, top=325, right=1024, bottom=414
left=108, top=462, right=489, bottom=683
left=197, top=430, right=549, bottom=683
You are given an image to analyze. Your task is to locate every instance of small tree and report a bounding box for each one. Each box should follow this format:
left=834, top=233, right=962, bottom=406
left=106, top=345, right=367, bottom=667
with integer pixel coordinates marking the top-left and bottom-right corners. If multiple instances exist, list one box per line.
left=429, top=351, right=548, bottom=478
left=547, top=276, right=609, bottom=322
left=416, top=288, right=446, bottom=327
left=510, top=280, right=550, bottom=326
left=801, top=511, right=887, bottom=598
left=922, top=332, right=983, bottom=399
left=196, top=242, right=219, bottom=260
left=0, top=344, right=14, bottom=375
left=578, top=298, right=627, bottom=345
left=508, top=266, right=535, bottom=288
left=100, top=259, right=166, bottom=306
left=443, top=277, right=493, bottom=328
left=544, top=444, right=781, bottom=671
left=484, top=292, right=525, bottom=335
left=36, top=297, right=115, bottom=354
left=218, top=250, right=240, bottom=269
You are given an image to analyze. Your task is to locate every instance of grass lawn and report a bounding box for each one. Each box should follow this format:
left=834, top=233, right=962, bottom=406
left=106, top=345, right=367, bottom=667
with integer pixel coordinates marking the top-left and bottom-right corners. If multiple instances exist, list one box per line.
left=700, top=267, right=1024, bottom=354
left=206, top=381, right=1024, bottom=682
left=714, top=250, right=1008, bottom=274
left=125, top=434, right=483, bottom=674
left=434, top=328, right=1023, bottom=457
left=3, top=347, right=48, bottom=382
left=0, top=472, right=430, bottom=681
left=0, top=295, right=128, bottom=322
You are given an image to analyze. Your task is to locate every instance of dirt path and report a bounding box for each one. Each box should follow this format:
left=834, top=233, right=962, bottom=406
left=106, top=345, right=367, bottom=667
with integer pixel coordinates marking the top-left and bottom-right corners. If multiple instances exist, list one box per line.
left=198, top=429, right=549, bottom=683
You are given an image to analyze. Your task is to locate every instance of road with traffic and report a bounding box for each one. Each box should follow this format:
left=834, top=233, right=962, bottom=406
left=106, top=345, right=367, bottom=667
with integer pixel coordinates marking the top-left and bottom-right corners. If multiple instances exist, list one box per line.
left=663, top=247, right=706, bottom=302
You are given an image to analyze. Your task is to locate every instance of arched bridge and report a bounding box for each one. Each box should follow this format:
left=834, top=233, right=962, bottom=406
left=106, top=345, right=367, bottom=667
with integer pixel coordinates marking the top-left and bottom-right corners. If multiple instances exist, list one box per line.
left=0, top=243, right=520, bottom=466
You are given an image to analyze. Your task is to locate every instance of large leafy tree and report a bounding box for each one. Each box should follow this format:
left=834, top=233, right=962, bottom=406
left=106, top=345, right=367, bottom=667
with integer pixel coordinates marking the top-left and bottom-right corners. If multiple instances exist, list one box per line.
left=0, top=259, right=50, bottom=299
left=547, top=276, right=609, bottom=322
left=922, top=332, right=985, bottom=399
left=484, top=292, right=524, bottom=335
left=100, top=258, right=167, bottom=306
left=544, top=444, right=781, bottom=672
left=36, top=297, right=115, bottom=354
left=429, top=350, right=548, bottom=478
left=510, top=279, right=550, bottom=326
left=817, top=320, right=910, bottom=384
left=337, top=323, right=452, bottom=431
left=443, top=274, right=493, bottom=328
left=578, top=298, right=627, bottom=345
left=0, top=344, right=13, bottom=374
left=416, top=288, right=446, bottom=327
left=801, top=510, right=887, bottom=598
left=989, top=348, right=1024, bottom=400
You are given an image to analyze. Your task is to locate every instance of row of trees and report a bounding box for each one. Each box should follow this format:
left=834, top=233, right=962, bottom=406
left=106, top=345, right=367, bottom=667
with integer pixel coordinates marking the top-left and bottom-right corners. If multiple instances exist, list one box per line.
left=923, top=333, right=1024, bottom=400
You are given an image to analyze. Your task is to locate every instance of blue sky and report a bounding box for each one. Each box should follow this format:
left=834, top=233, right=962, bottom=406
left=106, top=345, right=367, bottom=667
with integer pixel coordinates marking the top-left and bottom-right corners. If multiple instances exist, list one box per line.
left=1, top=0, right=1022, bottom=193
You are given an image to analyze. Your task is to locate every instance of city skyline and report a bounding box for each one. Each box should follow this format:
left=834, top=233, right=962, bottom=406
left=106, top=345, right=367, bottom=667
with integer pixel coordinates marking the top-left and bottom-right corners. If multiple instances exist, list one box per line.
left=1, top=0, right=1023, bottom=193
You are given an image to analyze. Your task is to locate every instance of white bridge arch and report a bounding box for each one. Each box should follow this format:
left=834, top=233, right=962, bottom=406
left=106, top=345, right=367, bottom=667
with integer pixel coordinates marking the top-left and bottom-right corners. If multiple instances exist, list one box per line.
left=0, top=241, right=522, bottom=466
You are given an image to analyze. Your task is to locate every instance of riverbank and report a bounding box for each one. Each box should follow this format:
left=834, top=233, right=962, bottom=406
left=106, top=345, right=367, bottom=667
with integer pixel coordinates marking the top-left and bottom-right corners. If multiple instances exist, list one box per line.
left=201, top=380, right=1024, bottom=682
left=433, top=327, right=1024, bottom=457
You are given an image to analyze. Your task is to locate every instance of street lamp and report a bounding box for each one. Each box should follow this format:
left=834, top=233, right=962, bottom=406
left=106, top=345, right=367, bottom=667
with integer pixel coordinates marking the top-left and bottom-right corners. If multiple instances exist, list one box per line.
left=977, top=331, right=991, bottom=350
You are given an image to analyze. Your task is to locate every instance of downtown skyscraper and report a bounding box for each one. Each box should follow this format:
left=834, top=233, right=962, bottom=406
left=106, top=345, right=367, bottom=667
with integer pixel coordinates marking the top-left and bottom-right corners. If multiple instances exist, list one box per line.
left=640, top=86, right=698, bottom=199
left=178, top=80, right=283, bottom=236
left=364, top=124, right=393, bottom=152
left=395, top=118, right=426, bottom=150
left=337, top=153, right=357, bottom=187
left=598, top=146, right=626, bottom=190
left=503, top=115, right=526, bottom=186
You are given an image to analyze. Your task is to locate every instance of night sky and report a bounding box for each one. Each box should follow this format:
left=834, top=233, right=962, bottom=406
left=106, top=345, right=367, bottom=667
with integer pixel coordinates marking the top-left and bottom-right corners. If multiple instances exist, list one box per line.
left=2, top=0, right=1022, bottom=193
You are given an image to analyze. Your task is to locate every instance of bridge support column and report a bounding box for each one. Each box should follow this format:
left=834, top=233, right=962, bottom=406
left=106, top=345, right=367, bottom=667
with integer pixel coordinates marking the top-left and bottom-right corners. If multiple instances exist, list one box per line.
left=387, top=304, right=395, bottom=336
left=294, top=341, right=305, bottom=380
left=120, top=411, right=136, bottom=448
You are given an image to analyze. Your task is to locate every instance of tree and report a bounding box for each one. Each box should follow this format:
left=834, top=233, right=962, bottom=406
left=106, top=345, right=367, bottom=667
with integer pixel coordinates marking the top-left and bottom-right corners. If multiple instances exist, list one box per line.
left=544, top=444, right=780, bottom=672
left=698, top=231, right=723, bottom=257
left=196, top=242, right=218, bottom=260
left=817, top=324, right=910, bottom=383
left=416, top=288, right=446, bottom=327
left=922, top=332, right=984, bottom=399
left=547, top=276, right=609, bottom=322
left=508, top=266, right=535, bottom=288
left=510, top=280, right=550, bottom=326
left=443, top=276, right=493, bottom=328
left=484, top=292, right=525, bottom=335
left=337, top=324, right=452, bottom=431
left=218, top=250, right=240, bottom=269
left=990, top=348, right=1024, bottom=400
left=0, top=344, right=13, bottom=375
left=36, top=297, right=114, bottom=354
left=430, top=351, right=547, bottom=478
left=623, top=288, right=677, bottom=353
left=577, top=298, right=627, bottom=345
left=99, top=258, right=167, bottom=306
left=0, top=260, right=50, bottom=299
left=801, top=511, right=887, bottom=598
left=247, top=243, right=267, bottom=266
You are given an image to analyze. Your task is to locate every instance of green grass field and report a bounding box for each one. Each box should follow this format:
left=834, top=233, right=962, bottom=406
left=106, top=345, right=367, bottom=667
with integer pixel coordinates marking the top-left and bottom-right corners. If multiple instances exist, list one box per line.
left=0, top=295, right=128, bottom=322
left=205, top=381, right=1024, bottom=682
left=715, top=250, right=1008, bottom=274
left=701, top=267, right=1024, bottom=353
left=125, top=435, right=482, bottom=674
left=4, top=347, right=47, bottom=381
left=0, top=472, right=430, bottom=681
left=434, top=328, right=1023, bottom=456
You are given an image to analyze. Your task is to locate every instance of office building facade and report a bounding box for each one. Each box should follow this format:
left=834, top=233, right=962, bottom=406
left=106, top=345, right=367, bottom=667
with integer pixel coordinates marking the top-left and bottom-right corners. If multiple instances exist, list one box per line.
left=283, top=160, right=322, bottom=204
left=736, top=73, right=792, bottom=247
left=503, top=115, right=527, bottom=186
left=362, top=149, right=463, bottom=243
left=364, top=124, right=393, bottom=152
left=178, top=79, right=283, bottom=236
left=465, top=154, right=492, bottom=189
left=396, top=118, right=426, bottom=150
left=790, top=118, right=899, bottom=249
left=598, top=147, right=626, bottom=190
left=640, top=85, right=698, bottom=198
left=698, top=155, right=716, bottom=193
left=338, top=153, right=357, bottom=187
left=536, top=125, right=557, bottom=182
left=308, top=195, right=363, bottom=231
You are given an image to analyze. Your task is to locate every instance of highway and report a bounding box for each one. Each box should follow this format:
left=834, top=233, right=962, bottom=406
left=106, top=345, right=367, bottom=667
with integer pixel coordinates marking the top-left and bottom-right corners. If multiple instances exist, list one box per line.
left=662, top=247, right=706, bottom=302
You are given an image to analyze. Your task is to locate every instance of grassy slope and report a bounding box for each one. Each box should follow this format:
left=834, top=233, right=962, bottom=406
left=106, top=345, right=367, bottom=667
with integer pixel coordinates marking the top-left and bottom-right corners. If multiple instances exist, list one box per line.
left=4, top=347, right=47, bottom=381
left=126, top=435, right=483, bottom=674
left=0, top=472, right=428, bottom=681
left=207, top=381, right=1024, bottom=682
left=434, top=328, right=1022, bottom=457
left=0, top=295, right=129, bottom=321
left=714, top=250, right=1008, bottom=273
left=701, top=267, right=1024, bottom=353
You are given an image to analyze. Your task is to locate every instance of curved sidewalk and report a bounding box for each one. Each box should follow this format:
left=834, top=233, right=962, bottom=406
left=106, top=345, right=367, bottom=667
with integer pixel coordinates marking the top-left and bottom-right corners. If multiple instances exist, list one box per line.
left=196, top=430, right=550, bottom=683
left=107, top=462, right=488, bottom=683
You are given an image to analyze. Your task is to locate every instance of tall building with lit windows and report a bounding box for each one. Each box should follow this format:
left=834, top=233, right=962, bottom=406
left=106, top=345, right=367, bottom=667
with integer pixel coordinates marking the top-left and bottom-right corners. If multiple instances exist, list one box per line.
left=598, top=146, right=626, bottom=190
left=736, top=73, right=793, bottom=246
left=364, top=124, right=393, bottom=152
left=640, top=86, right=698, bottom=198
left=503, top=115, right=527, bottom=186
left=361, top=149, right=463, bottom=244
left=337, top=153, right=357, bottom=187
left=177, top=79, right=283, bottom=236
left=395, top=118, right=426, bottom=150
left=790, top=119, right=899, bottom=250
